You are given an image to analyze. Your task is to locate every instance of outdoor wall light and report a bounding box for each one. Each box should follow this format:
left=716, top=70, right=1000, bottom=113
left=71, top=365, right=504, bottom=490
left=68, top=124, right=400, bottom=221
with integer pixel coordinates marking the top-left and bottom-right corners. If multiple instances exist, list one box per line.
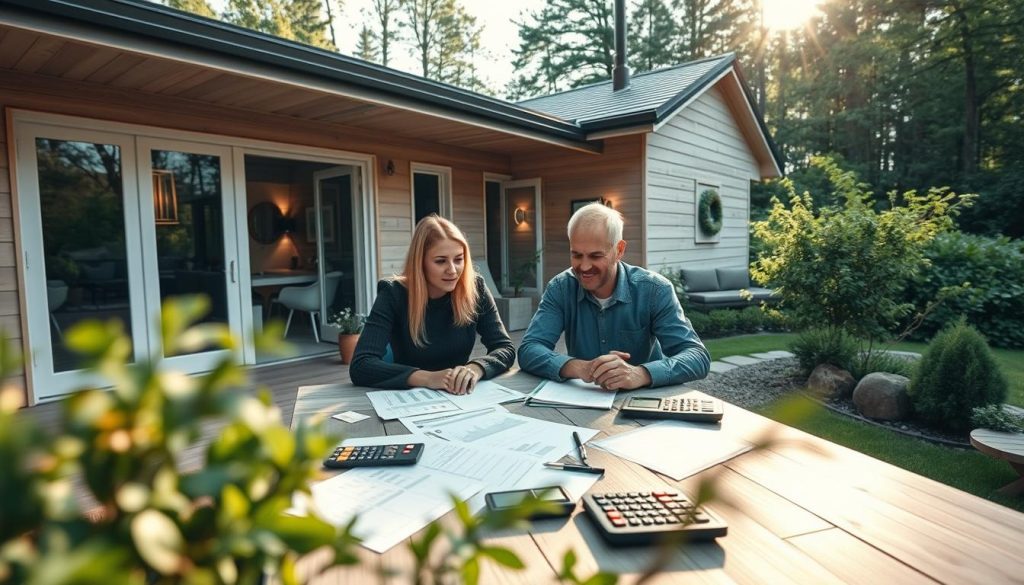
left=513, top=207, right=528, bottom=225
left=385, top=159, right=396, bottom=176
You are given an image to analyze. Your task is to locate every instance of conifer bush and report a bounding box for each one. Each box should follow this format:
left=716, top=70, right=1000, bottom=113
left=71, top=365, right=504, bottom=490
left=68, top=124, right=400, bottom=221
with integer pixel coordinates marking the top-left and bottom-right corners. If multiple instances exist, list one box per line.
left=909, top=320, right=1008, bottom=432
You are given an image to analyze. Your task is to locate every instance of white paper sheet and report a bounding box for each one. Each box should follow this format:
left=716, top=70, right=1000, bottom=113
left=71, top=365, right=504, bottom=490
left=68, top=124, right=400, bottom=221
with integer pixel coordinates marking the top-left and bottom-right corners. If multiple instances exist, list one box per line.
left=302, top=435, right=554, bottom=551
left=525, top=379, right=616, bottom=410
left=400, top=405, right=599, bottom=461
left=591, top=420, right=752, bottom=481
left=366, top=381, right=526, bottom=420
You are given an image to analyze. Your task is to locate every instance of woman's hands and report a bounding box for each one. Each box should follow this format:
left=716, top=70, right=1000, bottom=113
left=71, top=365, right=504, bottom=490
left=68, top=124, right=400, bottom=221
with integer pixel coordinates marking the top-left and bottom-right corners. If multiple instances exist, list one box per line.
left=408, top=363, right=484, bottom=395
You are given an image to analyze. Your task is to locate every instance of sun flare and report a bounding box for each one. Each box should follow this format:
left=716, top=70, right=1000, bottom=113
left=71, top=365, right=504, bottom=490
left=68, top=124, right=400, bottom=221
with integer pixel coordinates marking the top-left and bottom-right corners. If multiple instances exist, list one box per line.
left=761, top=0, right=823, bottom=31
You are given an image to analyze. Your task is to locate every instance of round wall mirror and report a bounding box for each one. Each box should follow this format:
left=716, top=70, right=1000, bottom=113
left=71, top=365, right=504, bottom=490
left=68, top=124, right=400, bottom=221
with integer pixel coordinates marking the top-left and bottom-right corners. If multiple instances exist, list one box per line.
left=248, top=202, right=284, bottom=244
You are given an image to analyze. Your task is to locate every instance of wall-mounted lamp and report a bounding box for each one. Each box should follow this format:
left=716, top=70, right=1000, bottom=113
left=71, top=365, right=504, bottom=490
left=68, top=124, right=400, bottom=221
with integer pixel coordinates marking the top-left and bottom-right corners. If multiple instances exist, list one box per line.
left=513, top=207, right=528, bottom=225
left=152, top=169, right=179, bottom=225
left=385, top=159, right=395, bottom=176
left=600, top=197, right=613, bottom=209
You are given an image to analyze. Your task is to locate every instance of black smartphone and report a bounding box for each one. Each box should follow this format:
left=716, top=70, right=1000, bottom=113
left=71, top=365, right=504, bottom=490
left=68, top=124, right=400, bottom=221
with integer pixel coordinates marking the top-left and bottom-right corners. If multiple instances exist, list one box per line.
left=484, top=486, right=576, bottom=519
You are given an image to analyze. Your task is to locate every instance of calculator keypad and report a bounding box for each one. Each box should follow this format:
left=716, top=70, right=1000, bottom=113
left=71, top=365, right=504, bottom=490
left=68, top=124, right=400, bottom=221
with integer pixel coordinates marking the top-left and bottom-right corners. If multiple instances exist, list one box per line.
left=583, top=490, right=727, bottom=545
left=324, top=443, right=423, bottom=469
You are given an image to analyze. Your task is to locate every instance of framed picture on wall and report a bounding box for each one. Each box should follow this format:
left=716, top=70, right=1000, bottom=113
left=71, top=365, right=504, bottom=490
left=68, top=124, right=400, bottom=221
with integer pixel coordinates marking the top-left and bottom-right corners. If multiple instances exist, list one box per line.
left=570, top=197, right=611, bottom=215
left=306, top=206, right=335, bottom=243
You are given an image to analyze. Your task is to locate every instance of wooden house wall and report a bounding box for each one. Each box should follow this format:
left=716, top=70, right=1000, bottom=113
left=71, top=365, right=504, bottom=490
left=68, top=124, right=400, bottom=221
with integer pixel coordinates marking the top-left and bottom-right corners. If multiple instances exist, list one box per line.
left=645, top=85, right=761, bottom=274
left=510, top=135, right=645, bottom=286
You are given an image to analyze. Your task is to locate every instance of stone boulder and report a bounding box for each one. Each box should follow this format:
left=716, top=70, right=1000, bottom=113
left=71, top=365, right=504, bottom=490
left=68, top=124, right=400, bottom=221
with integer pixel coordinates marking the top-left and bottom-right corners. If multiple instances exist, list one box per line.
left=853, top=372, right=911, bottom=421
left=807, top=364, right=856, bottom=400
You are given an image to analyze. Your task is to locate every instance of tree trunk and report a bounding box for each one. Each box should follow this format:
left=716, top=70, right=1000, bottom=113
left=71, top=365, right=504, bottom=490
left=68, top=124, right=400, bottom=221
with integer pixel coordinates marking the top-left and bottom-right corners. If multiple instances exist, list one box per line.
left=953, top=3, right=980, bottom=175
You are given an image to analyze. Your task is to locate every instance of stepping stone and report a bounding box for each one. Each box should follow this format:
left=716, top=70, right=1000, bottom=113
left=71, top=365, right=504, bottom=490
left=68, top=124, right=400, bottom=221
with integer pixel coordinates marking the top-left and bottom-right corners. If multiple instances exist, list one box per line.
left=1005, top=404, right=1024, bottom=418
left=719, top=355, right=764, bottom=366
left=764, top=350, right=794, bottom=358
left=750, top=352, right=782, bottom=360
left=709, top=361, right=737, bottom=373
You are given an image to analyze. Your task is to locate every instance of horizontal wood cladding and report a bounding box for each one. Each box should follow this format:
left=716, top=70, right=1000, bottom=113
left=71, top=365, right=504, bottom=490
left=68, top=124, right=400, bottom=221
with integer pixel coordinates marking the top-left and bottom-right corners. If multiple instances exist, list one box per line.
left=511, top=135, right=644, bottom=285
left=645, top=86, right=759, bottom=274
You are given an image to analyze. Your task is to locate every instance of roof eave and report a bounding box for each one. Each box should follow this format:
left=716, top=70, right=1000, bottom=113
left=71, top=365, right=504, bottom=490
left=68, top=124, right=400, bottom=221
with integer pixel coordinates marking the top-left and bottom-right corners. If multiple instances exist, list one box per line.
left=2, top=0, right=596, bottom=148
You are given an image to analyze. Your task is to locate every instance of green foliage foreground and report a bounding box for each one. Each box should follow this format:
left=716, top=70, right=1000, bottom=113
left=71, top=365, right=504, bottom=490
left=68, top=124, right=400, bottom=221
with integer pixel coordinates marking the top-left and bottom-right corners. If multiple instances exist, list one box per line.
left=0, top=297, right=621, bottom=585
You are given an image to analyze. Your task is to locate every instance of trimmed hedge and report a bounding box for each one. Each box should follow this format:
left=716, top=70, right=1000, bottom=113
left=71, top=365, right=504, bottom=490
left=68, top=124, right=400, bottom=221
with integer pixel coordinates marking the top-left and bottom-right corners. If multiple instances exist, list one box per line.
left=687, top=306, right=787, bottom=339
left=904, top=232, right=1024, bottom=348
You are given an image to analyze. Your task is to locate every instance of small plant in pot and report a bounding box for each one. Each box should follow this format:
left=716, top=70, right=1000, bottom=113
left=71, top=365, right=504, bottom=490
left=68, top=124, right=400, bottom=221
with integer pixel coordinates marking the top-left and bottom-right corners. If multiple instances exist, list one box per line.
left=328, top=307, right=364, bottom=364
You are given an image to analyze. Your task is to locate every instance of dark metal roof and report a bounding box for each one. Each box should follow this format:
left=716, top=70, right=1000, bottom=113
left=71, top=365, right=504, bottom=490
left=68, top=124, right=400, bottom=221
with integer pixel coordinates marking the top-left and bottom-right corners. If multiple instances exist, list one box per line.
left=0, top=0, right=591, bottom=145
left=519, top=54, right=734, bottom=130
left=521, top=53, right=783, bottom=173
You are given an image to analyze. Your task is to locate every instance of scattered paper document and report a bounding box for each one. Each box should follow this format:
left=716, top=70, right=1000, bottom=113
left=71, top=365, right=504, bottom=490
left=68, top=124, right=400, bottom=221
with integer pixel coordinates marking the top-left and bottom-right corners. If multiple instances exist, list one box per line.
left=526, top=379, right=616, bottom=410
left=591, top=420, right=752, bottom=480
left=367, top=381, right=526, bottom=420
left=400, top=405, right=599, bottom=461
left=307, top=462, right=482, bottom=552
left=332, top=410, right=371, bottom=423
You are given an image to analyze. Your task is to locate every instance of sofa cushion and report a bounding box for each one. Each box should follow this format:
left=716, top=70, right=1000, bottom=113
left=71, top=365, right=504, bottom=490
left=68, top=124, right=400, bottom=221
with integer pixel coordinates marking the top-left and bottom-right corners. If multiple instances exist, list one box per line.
left=681, top=268, right=719, bottom=292
left=747, top=287, right=778, bottom=301
left=716, top=267, right=750, bottom=290
left=686, top=290, right=747, bottom=304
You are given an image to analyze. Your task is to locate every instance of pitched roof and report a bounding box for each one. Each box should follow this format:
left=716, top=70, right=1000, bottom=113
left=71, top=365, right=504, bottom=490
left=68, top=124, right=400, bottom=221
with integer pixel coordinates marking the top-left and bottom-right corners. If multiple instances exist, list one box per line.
left=519, top=54, right=734, bottom=128
left=520, top=54, right=783, bottom=174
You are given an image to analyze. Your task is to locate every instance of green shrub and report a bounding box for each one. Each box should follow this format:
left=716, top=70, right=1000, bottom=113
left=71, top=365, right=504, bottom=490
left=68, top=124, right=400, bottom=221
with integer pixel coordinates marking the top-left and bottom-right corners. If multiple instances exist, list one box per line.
left=849, top=350, right=916, bottom=380
left=910, top=320, right=1008, bottom=432
left=659, top=266, right=689, bottom=312
left=789, top=327, right=859, bottom=374
left=903, top=232, right=1024, bottom=348
left=970, top=405, right=1024, bottom=433
left=751, top=156, right=972, bottom=342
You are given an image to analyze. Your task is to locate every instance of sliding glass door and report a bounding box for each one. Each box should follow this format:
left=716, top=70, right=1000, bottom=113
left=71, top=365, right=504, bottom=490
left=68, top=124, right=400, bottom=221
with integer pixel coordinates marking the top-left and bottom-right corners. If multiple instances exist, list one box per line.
left=15, top=123, right=243, bottom=401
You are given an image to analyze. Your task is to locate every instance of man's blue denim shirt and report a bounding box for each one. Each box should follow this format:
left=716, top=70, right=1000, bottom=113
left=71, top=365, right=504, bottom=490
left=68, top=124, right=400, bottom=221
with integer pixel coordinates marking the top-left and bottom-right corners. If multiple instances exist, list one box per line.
left=518, top=262, right=711, bottom=387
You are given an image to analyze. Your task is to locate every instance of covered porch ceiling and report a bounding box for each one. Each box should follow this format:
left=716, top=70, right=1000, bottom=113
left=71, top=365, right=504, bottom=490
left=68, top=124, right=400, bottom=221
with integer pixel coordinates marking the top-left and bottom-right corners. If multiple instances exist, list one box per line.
left=0, top=12, right=602, bottom=158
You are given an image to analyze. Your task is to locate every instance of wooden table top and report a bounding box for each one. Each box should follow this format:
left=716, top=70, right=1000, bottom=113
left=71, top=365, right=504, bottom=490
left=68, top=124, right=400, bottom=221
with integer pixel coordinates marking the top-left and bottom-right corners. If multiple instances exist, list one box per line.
left=290, top=371, right=1024, bottom=585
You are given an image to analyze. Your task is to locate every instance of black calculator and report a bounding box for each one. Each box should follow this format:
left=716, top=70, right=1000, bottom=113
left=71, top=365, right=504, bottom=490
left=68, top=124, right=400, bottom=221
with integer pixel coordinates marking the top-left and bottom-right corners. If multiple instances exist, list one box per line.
left=620, top=392, right=723, bottom=422
left=323, top=443, right=424, bottom=469
left=583, top=489, right=727, bottom=545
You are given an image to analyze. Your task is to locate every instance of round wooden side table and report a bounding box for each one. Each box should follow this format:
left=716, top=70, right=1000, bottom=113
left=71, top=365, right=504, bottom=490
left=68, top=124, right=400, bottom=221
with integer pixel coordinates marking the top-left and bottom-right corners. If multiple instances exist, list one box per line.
left=970, top=428, right=1024, bottom=496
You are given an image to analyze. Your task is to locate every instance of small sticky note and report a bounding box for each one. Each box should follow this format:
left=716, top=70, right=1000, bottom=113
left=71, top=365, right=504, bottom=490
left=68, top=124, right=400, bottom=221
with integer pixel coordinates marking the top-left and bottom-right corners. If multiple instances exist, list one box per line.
left=332, top=411, right=371, bottom=423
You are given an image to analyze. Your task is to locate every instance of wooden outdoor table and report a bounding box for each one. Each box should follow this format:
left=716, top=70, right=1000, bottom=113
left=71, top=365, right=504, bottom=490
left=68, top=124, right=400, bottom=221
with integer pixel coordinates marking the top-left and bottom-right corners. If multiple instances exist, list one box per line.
left=290, top=370, right=1024, bottom=584
left=970, top=428, right=1024, bottom=496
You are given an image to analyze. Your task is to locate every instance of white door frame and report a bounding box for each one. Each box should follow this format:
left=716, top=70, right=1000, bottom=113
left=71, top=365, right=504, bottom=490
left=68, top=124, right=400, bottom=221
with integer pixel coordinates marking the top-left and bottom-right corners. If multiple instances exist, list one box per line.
left=13, top=122, right=148, bottom=402
left=501, top=178, right=544, bottom=292
left=136, top=137, right=243, bottom=372
left=312, top=166, right=372, bottom=338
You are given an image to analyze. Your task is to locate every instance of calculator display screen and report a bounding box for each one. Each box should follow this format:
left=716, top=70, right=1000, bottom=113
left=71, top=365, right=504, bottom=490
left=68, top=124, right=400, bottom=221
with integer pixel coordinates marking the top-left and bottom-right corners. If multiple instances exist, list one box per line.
left=490, top=488, right=566, bottom=508
left=489, top=492, right=527, bottom=508
left=630, top=397, right=662, bottom=409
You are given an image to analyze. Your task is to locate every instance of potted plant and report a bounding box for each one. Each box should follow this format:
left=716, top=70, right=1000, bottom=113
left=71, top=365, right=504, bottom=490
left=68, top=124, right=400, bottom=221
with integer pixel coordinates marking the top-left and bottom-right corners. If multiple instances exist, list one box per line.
left=328, top=307, right=364, bottom=364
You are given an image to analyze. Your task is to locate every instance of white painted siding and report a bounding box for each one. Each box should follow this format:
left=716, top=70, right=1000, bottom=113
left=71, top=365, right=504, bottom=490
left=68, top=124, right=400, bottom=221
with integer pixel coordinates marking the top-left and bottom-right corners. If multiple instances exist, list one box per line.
left=645, top=85, right=760, bottom=274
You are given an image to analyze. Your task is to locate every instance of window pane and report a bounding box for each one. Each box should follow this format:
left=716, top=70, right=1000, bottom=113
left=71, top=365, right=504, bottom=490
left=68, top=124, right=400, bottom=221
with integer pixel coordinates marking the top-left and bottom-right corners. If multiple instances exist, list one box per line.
left=151, top=149, right=225, bottom=356
left=36, top=138, right=133, bottom=372
left=413, top=172, right=440, bottom=223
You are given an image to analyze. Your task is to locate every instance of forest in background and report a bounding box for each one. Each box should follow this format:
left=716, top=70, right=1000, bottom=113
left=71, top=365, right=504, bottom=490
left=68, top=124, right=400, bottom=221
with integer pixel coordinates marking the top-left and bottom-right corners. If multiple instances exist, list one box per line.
left=163, top=0, right=1023, bottom=238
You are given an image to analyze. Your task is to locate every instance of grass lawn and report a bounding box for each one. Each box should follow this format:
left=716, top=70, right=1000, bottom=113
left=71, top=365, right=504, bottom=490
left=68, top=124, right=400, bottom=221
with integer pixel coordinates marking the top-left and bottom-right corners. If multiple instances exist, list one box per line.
left=704, top=333, right=1024, bottom=407
left=704, top=332, right=1024, bottom=511
left=757, top=396, right=1024, bottom=513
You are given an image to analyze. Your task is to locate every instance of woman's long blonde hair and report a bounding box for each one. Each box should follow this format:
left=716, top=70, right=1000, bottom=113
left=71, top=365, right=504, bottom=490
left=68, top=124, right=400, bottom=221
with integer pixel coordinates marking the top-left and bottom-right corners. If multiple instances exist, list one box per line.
left=397, top=215, right=478, bottom=346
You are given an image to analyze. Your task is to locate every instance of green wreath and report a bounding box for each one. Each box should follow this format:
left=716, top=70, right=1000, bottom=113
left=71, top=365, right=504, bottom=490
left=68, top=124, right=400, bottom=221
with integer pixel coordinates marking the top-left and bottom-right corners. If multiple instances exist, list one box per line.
left=698, top=189, right=723, bottom=236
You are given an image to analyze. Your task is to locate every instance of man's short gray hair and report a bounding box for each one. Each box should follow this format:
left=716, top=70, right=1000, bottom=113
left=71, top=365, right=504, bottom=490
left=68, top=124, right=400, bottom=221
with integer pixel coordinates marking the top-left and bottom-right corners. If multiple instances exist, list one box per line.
left=567, top=202, right=624, bottom=246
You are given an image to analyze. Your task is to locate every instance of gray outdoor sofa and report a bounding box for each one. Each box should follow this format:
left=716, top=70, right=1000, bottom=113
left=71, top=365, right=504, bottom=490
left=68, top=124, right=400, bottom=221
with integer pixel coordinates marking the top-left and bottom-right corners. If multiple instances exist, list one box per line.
left=680, top=267, right=777, bottom=310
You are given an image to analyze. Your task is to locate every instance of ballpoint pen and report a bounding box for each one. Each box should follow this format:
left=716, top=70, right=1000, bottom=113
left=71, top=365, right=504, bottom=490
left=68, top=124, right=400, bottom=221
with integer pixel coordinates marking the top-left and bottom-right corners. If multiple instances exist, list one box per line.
left=572, top=431, right=589, bottom=466
left=543, top=462, right=605, bottom=474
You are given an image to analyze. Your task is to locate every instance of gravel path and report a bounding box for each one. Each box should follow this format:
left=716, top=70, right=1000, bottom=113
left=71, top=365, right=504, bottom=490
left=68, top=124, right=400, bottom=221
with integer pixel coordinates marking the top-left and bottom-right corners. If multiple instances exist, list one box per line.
left=688, top=357, right=804, bottom=409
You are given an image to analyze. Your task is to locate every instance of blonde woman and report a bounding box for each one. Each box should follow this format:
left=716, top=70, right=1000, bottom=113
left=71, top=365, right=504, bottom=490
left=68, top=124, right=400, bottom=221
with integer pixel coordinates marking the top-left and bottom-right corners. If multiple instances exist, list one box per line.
left=350, top=215, right=515, bottom=392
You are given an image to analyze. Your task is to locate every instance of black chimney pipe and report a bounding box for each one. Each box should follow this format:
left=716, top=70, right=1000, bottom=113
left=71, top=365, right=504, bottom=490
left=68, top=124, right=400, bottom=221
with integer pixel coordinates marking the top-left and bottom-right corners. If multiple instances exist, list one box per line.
left=613, top=0, right=631, bottom=91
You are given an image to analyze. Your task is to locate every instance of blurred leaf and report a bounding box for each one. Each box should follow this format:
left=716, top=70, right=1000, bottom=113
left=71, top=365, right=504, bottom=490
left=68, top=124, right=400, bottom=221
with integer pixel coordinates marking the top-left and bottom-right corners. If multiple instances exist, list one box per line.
left=131, top=509, right=185, bottom=575
left=254, top=513, right=336, bottom=554
left=221, top=483, right=250, bottom=521
left=160, top=295, right=211, bottom=353
left=410, top=521, right=441, bottom=562
left=479, top=546, right=524, bottom=569
left=460, top=555, right=480, bottom=585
